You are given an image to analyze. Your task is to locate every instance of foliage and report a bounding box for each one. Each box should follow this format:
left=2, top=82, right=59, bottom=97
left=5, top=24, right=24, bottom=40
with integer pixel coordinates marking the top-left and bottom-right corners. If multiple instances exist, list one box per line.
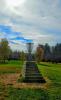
left=36, top=43, right=61, bottom=63
left=35, top=45, right=44, bottom=63
left=44, top=43, right=51, bottom=61
left=0, top=38, right=11, bottom=63
left=20, top=51, right=26, bottom=62
left=9, top=51, right=21, bottom=60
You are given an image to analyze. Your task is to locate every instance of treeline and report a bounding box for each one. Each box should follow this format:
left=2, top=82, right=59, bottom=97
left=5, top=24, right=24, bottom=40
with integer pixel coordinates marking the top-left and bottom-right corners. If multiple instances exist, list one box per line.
left=0, top=38, right=61, bottom=63
left=36, top=43, right=61, bottom=63
left=0, top=38, right=25, bottom=63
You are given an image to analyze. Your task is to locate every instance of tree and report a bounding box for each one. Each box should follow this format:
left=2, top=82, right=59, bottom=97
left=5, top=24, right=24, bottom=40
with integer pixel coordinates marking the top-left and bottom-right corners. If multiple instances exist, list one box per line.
left=44, top=43, right=51, bottom=62
left=20, top=51, right=25, bottom=63
left=0, top=38, right=11, bottom=63
left=9, top=51, right=21, bottom=60
left=36, top=45, right=44, bottom=63
left=52, top=43, right=61, bottom=63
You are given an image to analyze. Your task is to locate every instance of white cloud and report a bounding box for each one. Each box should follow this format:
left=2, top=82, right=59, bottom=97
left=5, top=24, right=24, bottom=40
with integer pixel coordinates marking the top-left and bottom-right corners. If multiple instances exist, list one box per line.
left=0, top=0, right=61, bottom=50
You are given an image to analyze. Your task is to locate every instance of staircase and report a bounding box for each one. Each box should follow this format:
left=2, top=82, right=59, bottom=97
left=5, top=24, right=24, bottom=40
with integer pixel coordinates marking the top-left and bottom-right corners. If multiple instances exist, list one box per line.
left=23, top=61, right=46, bottom=83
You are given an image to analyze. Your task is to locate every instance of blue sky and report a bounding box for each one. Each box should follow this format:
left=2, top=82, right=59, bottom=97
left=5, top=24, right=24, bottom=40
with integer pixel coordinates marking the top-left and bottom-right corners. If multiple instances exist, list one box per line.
left=0, top=0, right=61, bottom=50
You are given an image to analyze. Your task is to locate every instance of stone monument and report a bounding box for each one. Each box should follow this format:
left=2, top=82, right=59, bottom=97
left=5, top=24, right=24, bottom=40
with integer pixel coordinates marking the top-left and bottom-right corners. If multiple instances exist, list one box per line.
left=22, top=42, right=46, bottom=83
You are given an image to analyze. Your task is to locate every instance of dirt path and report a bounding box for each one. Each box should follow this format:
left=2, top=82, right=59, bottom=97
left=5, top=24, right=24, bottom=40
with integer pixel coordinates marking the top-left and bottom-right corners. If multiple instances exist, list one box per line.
left=0, top=73, right=20, bottom=85
left=0, top=73, right=51, bottom=89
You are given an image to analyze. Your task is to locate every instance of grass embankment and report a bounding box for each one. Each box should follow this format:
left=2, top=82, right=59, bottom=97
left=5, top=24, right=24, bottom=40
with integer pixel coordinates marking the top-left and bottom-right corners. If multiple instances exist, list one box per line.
left=0, top=61, right=61, bottom=100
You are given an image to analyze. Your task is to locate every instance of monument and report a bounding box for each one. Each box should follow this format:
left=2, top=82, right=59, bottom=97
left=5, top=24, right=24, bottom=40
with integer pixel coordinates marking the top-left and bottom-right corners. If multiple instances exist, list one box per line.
left=22, top=42, right=46, bottom=83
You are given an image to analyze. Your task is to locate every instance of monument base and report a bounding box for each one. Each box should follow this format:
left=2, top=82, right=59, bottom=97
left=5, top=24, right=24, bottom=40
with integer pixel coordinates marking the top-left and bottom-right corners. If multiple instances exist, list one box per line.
left=22, top=61, right=46, bottom=83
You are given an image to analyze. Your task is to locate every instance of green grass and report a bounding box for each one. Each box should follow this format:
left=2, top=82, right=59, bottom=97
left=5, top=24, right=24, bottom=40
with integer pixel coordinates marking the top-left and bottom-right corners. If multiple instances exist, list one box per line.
left=0, top=85, right=49, bottom=100
left=0, top=60, right=23, bottom=73
left=38, top=62, right=61, bottom=84
left=38, top=62, right=61, bottom=100
left=0, top=61, right=61, bottom=100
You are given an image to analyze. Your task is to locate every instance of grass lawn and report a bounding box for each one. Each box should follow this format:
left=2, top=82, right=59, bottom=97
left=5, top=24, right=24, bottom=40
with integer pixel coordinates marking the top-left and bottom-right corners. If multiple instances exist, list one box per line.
left=38, top=62, right=61, bottom=100
left=0, top=84, right=48, bottom=100
left=0, top=61, right=61, bottom=100
left=0, top=60, right=23, bottom=73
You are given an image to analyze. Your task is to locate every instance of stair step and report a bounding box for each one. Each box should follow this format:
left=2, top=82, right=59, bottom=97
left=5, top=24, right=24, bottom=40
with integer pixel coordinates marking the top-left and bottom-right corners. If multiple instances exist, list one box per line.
left=24, top=78, right=45, bottom=83
left=23, top=61, right=46, bottom=83
left=25, top=73, right=41, bottom=75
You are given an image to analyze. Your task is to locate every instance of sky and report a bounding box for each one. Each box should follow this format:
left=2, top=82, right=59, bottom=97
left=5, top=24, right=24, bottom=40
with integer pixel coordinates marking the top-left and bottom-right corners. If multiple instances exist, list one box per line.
left=0, top=0, right=61, bottom=51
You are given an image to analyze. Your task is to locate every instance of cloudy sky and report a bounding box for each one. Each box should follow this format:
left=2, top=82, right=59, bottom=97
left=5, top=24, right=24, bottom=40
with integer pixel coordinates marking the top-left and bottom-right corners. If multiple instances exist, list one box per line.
left=0, top=0, right=61, bottom=51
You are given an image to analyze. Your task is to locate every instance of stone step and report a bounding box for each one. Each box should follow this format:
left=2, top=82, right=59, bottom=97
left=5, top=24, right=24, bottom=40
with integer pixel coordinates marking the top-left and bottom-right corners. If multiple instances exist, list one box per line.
left=24, top=77, right=45, bottom=83
left=25, top=72, right=40, bottom=76
left=23, top=61, right=46, bottom=83
left=25, top=76, right=44, bottom=79
left=26, top=67, right=38, bottom=70
left=26, top=68, right=40, bottom=74
left=25, top=73, right=41, bottom=75
left=26, top=70, right=39, bottom=73
left=25, top=76, right=43, bottom=79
